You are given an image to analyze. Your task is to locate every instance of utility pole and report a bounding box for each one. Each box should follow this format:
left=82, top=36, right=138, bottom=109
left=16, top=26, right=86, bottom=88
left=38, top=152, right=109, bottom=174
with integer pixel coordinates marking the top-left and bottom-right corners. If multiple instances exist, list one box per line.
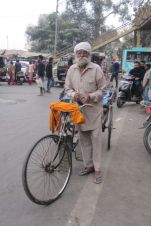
left=54, top=0, right=59, bottom=57
left=6, top=36, right=8, bottom=49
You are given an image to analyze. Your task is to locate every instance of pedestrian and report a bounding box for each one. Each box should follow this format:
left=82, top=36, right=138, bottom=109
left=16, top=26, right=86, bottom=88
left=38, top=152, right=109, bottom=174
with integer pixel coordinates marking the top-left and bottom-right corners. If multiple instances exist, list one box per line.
left=142, top=64, right=151, bottom=102
left=46, top=57, right=53, bottom=93
left=15, top=59, right=22, bottom=83
left=7, top=61, right=15, bottom=85
left=37, top=55, right=45, bottom=96
left=27, top=61, right=34, bottom=85
left=68, top=56, right=73, bottom=67
left=100, top=55, right=110, bottom=86
left=100, top=56, right=107, bottom=75
left=110, top=58, right=120, bottom=88
left=65, top=42, right=106, bottom=184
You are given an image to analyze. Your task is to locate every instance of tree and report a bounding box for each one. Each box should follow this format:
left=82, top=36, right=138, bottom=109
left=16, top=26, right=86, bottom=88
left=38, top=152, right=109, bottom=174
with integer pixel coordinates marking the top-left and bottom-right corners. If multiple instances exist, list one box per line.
left=86, top=0, right=132, bottom=37
left=26, top=0, right=133, bottom=53
left=141, top=30, right=151, bottom=47
left=26, top=14, right=56, bottom=52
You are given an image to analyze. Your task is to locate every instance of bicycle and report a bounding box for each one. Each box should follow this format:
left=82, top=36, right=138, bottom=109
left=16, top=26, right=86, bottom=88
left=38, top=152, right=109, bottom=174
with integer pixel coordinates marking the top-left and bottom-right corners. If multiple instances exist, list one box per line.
left=102, top=88, right=116, bottom=150
left=22, top=103, right=90, bottom=205
left=22, top=91, right=115, bottom=205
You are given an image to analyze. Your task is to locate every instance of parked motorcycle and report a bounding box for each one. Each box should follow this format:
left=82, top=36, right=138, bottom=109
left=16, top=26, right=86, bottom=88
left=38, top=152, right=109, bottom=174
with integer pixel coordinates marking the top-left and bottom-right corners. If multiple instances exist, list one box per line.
left=117, top=75, right=142, bottom=108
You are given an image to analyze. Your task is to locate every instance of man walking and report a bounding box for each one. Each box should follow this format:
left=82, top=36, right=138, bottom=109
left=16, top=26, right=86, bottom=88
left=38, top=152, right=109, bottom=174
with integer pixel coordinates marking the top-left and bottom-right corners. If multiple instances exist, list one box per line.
left=110, top=58, right=120, bottom=88
left=15, top=59, right=22, bottom=84
left=46, top=57, right=53, bottom=93
left=65, top=42, right=106, bottom=184
left=37, top=55, right=45, bottom=95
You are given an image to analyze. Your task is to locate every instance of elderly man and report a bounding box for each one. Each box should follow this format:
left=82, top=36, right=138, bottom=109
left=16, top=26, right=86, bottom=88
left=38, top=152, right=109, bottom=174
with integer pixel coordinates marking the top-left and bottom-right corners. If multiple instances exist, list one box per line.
left=65, top=42, right=106, bottom=184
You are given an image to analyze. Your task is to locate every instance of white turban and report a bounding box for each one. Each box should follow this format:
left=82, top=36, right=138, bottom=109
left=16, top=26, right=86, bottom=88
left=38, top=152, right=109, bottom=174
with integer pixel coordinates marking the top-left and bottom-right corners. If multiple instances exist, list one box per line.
left=74, top=42, right=91, bottom=54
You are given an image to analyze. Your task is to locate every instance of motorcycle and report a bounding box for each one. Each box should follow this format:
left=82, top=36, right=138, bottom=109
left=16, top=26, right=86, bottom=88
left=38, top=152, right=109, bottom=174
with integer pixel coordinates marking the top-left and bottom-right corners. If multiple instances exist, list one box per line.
left=117, top=75, right=142, bottom=108
left=16, top=71, right=25, bottom=85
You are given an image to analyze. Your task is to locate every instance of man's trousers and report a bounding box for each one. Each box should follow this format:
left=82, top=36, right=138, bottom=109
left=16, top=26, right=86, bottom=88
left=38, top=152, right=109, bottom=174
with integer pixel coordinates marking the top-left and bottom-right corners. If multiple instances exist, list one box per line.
left=78, top=125, right=102, bottom=171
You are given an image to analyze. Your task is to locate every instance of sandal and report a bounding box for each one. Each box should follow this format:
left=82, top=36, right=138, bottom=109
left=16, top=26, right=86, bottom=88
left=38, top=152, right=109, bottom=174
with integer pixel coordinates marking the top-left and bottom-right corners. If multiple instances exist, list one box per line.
left=94, top=171, right=102, bottom=184
left=79, top=167, right=94, bottom=176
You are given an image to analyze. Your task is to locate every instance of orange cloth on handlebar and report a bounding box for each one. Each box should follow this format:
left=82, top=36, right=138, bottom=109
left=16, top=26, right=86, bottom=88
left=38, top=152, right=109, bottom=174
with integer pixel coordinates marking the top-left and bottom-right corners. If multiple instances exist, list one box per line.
left=49, top=102, right=85, bottom=132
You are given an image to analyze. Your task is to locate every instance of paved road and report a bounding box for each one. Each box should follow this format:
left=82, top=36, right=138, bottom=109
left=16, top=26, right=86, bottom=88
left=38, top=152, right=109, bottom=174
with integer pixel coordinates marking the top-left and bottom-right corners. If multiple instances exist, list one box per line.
left=0, top=83, right=151, bottom=226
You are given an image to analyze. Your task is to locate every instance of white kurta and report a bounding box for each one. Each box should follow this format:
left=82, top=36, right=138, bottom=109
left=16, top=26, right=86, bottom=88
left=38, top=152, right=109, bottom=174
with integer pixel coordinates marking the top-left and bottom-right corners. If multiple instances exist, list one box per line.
left=65, top=61, right=106, bottom=171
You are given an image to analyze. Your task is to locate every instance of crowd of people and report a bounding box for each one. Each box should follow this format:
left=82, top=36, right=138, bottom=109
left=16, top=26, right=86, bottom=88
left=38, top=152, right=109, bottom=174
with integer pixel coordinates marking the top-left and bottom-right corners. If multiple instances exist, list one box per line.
left=7, top=59, right=36, bottom=85
left=6, top=55, right=54, bottom=95
left=96, top=55, right=151, bottom=103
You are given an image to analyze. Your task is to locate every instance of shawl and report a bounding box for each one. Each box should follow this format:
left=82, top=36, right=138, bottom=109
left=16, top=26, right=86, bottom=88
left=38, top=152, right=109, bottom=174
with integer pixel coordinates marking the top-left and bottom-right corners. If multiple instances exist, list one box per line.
left=49, top=102, right=85, bottom=132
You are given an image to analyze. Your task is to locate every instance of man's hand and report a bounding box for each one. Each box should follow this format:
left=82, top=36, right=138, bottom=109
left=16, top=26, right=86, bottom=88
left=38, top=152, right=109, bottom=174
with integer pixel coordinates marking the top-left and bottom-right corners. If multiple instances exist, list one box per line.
left=80, top=95, right=90, bottom=104
left=74, top=93, right=79, bottom=102
left=74, top=93, right=90, bottom=104
left=135, top=77, right=140, bottom=80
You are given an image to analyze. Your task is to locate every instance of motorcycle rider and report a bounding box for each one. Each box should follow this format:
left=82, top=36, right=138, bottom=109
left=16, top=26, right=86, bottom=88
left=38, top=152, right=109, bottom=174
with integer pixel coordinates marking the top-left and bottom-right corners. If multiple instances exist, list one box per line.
left=129, top=61, right=143, bottom=99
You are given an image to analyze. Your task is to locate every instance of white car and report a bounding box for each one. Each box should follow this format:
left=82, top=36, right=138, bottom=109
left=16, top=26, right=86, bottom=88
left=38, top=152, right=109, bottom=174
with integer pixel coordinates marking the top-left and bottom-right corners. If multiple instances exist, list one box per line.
left=20, top=61, right=29, bottom=76
left=6, top=60, right=29, bottom=83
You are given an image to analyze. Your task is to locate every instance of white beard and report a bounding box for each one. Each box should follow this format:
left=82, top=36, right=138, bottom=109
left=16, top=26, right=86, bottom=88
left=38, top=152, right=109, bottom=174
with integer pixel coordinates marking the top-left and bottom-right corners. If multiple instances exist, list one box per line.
left=76, top=57, right=90, bottom=67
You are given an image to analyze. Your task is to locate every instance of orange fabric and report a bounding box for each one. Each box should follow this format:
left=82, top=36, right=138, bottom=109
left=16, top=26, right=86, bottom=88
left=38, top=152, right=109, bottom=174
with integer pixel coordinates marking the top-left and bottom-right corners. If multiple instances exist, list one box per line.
left=49, top=102, right=85, bottom=132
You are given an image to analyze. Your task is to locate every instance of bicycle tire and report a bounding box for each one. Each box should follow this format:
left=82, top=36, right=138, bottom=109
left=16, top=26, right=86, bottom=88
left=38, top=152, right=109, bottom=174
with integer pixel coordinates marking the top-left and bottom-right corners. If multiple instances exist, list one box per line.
left=102, top=109, right=109, bottom=132
left=143, top=124, right=151, bottom=155
left=107, top=106, right=113, bottom=150
left=22, top=134, right=72, bottom=205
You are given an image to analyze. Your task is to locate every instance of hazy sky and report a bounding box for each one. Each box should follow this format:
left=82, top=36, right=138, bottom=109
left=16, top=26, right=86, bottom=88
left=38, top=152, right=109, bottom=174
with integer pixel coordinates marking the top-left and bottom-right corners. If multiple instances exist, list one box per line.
left=0, top=0, right=132, bottom=51
left=0, top=0, right=65, bottom=50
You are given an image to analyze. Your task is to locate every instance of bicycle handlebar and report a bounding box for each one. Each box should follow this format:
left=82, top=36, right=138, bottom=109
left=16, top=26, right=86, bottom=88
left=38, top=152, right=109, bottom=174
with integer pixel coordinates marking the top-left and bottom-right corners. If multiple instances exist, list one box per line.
left=79, top=103, right=93, bottom=109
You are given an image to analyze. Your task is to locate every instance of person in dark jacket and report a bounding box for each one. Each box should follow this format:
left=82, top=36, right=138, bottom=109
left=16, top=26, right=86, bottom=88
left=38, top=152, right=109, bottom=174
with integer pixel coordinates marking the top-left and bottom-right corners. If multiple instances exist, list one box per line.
left=37, top=55, right=45, bottom=95
left=15, top=59, right=21, bottom=74
left=15, top=59, right=22, bottom=83
left=110, top=59, right=120, bottom=88
left=129, top=61, right=143, bottom=98
left=46, top=57, right=53, bottom=93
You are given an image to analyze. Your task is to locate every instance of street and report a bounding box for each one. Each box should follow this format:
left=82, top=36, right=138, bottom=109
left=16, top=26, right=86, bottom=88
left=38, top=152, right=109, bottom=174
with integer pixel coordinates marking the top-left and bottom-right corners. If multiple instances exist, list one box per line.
left=0, top=83, right=151, bottom=226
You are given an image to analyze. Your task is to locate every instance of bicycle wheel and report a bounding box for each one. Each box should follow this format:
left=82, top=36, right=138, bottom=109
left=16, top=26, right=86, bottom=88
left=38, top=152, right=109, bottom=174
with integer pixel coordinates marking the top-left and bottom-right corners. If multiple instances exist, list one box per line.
left=107, top=106, right=113, bottom=150
left=22, top=134, right=72, bottom=205
left=143, top=124, right=151, bottom=155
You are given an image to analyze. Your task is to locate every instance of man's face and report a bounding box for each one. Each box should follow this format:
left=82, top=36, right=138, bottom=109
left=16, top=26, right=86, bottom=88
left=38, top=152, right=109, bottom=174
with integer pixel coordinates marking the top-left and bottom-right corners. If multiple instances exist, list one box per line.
left=134, top=63, right=139, bottom=68
left=75, top=50, right=90, bottom=67
left=140, top=62, right=145, bottom=67
left=76, top=50, right=89, bottom=58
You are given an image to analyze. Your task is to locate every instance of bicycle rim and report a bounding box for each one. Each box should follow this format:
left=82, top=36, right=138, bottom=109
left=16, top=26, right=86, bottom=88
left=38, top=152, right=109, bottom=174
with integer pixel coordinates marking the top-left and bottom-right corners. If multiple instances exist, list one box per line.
left=22, top=134, right=72, bottom=205
left=107, top=107, right=113, bottom=150
left=143, top=125, right=151, bottom=155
